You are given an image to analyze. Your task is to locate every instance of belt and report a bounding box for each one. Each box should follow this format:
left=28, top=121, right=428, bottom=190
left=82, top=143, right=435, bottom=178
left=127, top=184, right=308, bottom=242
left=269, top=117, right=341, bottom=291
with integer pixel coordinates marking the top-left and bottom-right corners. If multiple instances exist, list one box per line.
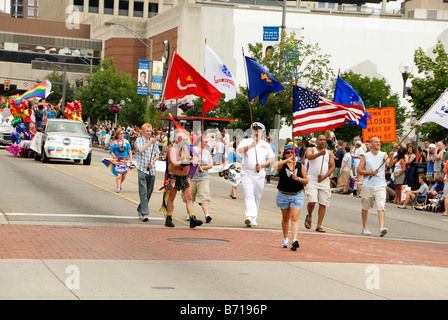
left=279, top=190, right=301, bottom=195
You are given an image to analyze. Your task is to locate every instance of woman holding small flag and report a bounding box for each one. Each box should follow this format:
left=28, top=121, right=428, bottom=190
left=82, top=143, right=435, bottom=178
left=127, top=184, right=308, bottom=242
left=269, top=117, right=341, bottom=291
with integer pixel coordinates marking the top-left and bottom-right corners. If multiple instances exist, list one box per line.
left=109, top=128, right=133, bottom=193
left=275, top=144, right=308, bottom=251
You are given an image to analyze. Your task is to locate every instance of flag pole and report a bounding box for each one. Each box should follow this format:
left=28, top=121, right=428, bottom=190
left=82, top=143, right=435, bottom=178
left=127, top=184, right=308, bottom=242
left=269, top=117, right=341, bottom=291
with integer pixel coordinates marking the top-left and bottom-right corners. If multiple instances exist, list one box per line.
left=376, top=87, right=448, bottom=171
left=242, top=47, right=259, bottom=171
left=415, top=87, right=448, bottom=127
left=150, top=51, right=175, bottom=163
left=198, top=39, right=209, bottom=172
left=291, top=78, right=297, bottom=171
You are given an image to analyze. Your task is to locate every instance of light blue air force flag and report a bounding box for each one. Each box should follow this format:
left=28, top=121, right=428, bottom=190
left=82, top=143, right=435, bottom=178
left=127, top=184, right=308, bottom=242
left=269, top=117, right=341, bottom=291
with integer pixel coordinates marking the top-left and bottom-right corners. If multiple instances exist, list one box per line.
left=333, top=76, right=370, bottom=129
left=245, top=56, right=284, bottom=105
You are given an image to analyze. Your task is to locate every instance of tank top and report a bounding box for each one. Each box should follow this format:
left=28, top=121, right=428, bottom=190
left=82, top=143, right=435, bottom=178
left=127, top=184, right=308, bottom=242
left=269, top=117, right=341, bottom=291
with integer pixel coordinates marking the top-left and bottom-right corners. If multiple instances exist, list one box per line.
left=277, top=162, right=304, bottom=193
left=362, top=151, right=386, bottom=188
left=394, top=158, right=403, bottom=174
left=307, top=147, right=329, bottom=179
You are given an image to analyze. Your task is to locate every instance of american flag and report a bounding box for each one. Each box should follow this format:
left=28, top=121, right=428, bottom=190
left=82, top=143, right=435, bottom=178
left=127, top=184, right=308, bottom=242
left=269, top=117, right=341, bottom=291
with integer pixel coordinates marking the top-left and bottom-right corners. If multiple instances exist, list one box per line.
left=293, top=86, right=366, bottom=136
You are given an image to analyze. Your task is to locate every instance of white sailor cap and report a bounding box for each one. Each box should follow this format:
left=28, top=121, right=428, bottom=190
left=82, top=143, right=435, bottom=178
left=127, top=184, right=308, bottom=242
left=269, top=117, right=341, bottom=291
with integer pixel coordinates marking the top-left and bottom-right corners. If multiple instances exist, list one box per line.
left=252, top=122, right=265, bottom=131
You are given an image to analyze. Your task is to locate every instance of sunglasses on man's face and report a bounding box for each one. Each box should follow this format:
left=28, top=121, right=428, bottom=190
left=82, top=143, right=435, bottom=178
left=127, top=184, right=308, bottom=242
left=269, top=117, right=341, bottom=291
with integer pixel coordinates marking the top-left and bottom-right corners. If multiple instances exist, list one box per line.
left=284, top=151, right=293, bottom=154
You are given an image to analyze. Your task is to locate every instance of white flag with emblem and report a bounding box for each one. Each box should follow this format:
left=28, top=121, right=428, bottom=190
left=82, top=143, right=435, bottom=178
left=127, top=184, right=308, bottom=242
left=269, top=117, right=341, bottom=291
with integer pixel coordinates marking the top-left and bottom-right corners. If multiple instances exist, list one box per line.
left=204, top=45, right=236, bottom=102
left=417, top=89, right=448, bottom=129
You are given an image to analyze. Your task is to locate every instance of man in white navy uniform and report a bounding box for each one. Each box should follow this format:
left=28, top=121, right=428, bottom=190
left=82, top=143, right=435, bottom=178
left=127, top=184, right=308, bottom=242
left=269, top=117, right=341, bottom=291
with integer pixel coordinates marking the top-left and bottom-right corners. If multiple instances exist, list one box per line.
left=237, top=122, right=275, bottom=227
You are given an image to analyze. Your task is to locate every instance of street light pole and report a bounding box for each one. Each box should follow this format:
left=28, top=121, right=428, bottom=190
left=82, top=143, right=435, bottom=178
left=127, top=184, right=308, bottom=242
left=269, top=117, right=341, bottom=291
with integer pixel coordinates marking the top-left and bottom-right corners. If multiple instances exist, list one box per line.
left=105, top=22, right=153, bottom=102
left=36, top=58, right=66, bottom=111
left=399, top=62, right=413, bottom=98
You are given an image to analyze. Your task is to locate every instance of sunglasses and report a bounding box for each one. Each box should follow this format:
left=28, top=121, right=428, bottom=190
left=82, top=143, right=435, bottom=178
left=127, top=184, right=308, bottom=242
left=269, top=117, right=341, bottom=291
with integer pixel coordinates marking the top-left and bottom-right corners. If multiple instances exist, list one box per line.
left=284, top=151, right=294, bottom=154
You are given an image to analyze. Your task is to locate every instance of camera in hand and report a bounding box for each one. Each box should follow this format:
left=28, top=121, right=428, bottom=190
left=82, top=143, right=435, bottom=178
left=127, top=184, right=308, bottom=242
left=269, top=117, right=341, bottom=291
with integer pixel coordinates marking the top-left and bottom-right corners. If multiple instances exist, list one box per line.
left=181, top=161, right=191, bottom=167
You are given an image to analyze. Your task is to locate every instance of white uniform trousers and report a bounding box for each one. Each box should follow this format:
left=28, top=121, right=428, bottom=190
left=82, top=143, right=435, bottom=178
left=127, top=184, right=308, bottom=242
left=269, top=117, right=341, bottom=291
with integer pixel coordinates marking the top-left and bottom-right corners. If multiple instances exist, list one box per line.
left=241, top=170, right=265, bottom=220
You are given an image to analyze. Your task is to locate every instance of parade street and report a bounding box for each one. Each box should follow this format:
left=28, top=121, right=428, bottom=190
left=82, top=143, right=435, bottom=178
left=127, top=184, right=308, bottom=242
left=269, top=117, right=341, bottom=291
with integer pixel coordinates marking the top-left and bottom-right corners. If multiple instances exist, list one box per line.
left=1, top=146, right=448, bottom=300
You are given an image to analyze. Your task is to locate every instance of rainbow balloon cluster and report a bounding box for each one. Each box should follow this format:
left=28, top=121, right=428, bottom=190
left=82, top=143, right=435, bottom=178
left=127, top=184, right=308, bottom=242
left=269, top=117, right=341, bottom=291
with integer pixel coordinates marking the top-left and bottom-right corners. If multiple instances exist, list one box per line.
left=64, top=100, right=83, bottom=121
left=9, top=100, right=30, bottom=126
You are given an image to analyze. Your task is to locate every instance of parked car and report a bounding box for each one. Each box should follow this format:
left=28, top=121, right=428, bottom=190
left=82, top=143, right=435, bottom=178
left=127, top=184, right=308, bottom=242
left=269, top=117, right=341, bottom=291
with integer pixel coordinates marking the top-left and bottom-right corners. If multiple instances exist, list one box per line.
left=32, top=119, right=92, bottom=165
left=0, top=123, right=13, bottom=146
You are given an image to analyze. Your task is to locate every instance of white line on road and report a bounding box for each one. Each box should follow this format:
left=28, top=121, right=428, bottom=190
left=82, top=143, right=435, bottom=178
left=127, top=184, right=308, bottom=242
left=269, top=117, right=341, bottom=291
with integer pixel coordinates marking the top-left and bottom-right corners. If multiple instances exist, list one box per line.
left=3, top=212, right=165, bottom=220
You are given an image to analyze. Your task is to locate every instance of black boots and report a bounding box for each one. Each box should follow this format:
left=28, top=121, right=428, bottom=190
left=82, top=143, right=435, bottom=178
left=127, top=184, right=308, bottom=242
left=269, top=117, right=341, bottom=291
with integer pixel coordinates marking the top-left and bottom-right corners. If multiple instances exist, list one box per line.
left=189, top=215, right=203, bottom=228
left=165, top=215, right=203, bottom=228
left=165, top=216, right=174, bottom=227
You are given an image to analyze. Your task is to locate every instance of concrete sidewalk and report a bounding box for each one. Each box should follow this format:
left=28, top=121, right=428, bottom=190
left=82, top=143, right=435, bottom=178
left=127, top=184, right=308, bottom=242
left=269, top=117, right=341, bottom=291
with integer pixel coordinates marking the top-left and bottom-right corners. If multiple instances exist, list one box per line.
left=0, top=223, right=447, bottom=300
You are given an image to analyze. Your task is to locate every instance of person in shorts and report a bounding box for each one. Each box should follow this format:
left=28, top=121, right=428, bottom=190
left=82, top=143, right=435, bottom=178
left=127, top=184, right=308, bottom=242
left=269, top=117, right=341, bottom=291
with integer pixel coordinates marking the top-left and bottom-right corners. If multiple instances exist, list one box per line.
left=183, top=136, right=214, bottom=223
left=275, top=145, right=308, bottom=251
left=304, top=134, right=335, bottom=233
left=439, top=160, right=448, bottom=216
left=357, top=137, right=395, bottom=237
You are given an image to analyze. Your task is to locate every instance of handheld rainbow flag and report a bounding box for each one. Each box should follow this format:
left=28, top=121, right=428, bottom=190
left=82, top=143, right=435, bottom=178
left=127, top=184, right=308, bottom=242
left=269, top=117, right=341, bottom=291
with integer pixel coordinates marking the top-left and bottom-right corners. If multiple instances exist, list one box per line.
left=101, top=156, right=135, bottom=177
left=14, top=81, right=52, bottom=104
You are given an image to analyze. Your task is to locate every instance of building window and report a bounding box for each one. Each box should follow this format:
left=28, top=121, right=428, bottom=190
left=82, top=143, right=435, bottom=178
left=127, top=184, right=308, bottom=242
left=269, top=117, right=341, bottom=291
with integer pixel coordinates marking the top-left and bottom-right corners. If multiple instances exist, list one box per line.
left=28, top=0, right=35, bottom=6
left=328, top=3, right=335, bottom=9
left=134, top=1, right=144, bottom=17
left=148, top=3, right=158, bottom=18
left=28, top=7, right=34, bottom=16
left=427, top=9, right=437, bottom=20
left=119, top=0, right=129, bottom=16
left=89, top=0, right=99, bottom=13
left=74, top=0, right=83, bottom=12
left=104, top=0, right=114, bottom=14
left=318, top=2, right=326, bottom=8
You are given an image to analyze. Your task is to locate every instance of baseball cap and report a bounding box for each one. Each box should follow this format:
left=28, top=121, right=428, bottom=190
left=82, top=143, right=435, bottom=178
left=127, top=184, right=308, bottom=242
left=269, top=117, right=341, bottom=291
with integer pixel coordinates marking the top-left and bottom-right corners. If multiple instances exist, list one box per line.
left=355, top=141, right=362, bottom=146
left=429, top=144, right=436, bottom=148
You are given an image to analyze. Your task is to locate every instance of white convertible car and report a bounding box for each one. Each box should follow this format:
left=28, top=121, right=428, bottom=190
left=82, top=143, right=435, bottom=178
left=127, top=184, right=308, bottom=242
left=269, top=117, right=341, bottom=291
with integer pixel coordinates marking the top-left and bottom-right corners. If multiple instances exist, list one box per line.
left=32, top=119, right=92, bottom=165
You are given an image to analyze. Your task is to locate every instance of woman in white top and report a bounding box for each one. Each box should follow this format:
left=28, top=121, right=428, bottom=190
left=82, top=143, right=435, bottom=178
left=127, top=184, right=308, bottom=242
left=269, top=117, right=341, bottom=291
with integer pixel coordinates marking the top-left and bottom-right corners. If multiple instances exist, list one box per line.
left=393, top=148, right=406, bottom=204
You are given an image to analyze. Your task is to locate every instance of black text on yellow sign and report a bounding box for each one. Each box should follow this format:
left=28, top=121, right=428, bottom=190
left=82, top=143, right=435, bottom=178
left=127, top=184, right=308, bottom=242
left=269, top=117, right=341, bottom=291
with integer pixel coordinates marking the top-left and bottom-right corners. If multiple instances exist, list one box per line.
left=362, top=107, right=397, bottom=143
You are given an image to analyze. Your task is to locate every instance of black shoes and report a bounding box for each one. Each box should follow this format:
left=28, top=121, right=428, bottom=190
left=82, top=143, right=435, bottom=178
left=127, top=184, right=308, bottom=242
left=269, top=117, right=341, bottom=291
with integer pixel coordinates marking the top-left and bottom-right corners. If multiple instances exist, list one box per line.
left=291, top=240, right=300, bottom=251
left=189, top=215, right=203, bottom=228
left=165, top=215, right=203, bottom=228
left=165, top=216, right=175, bottom=227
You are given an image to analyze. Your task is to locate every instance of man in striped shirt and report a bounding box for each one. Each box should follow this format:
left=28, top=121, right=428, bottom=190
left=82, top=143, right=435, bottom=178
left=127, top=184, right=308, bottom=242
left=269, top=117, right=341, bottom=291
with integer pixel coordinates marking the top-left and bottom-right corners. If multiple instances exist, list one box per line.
left=135, top=123, right=160, bottom=222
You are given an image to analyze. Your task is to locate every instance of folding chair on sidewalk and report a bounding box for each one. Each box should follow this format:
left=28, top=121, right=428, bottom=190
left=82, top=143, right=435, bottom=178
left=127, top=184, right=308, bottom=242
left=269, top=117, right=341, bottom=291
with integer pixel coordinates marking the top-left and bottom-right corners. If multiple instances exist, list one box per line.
left=412, top=193, right=428, bottom=210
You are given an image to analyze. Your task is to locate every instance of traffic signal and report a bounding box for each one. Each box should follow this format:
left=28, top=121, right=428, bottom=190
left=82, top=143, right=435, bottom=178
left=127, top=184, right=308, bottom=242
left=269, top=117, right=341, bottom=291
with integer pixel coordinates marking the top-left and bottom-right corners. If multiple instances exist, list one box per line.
left=4, top=80, right=9, bottom=91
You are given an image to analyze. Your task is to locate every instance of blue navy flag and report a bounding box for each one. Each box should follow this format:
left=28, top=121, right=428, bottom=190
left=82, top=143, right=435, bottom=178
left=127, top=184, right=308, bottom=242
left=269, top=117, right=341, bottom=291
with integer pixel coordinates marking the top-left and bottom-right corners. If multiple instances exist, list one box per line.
left=245, top=56, right=284, bottom=105
left=333, top=76, right=370, bottom=129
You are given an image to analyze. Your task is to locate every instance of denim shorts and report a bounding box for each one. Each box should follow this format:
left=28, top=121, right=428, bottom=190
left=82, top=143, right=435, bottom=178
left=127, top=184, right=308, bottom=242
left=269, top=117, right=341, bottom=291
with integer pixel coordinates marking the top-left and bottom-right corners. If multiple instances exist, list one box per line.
left=276, top=190, right=304, bottom=210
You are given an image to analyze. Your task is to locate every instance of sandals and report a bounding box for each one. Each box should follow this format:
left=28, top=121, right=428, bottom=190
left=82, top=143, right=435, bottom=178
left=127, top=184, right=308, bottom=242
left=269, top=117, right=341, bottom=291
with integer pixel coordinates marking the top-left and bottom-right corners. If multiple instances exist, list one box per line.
left=304, top=215, right=311, bottom=229
left=229, top=195, right=236, bottom=199
left=315, top=227, right=326, bottom=233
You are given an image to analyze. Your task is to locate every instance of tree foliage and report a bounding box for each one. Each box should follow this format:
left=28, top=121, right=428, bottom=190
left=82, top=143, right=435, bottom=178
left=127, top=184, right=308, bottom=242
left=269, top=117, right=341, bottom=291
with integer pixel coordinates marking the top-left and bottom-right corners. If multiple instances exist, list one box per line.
left=409, top=41, right=448, bottom=142
left=183, top=32, right=334, bottom=132
left=75, top=58, right=149, bottom=126
left=40, top=71, right=75, bottom=106
left=334, top=71, right=404, bottom=144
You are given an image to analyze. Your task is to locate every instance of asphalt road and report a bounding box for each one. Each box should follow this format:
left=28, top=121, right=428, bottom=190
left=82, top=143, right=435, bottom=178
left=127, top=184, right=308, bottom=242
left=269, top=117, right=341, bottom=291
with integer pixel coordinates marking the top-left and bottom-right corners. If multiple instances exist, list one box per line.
left=1, top=145, right=447, bottom=244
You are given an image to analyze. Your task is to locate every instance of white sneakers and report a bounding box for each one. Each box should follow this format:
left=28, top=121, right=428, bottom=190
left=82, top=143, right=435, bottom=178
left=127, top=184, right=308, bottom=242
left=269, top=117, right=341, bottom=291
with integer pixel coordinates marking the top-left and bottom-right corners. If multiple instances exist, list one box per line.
left=362, top=228, right=388, bottom=237
left=362, top=228, right=372, bottom=235
left=244, top=217, right=257, bottom=227
left=282, top=238, right=300, bottom=251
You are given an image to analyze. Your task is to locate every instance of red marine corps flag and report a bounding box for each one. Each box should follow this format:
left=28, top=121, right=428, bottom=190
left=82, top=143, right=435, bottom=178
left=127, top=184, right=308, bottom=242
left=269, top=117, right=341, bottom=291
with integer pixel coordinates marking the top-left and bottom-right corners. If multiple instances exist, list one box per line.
left=164, top=52, right=222, bottom=114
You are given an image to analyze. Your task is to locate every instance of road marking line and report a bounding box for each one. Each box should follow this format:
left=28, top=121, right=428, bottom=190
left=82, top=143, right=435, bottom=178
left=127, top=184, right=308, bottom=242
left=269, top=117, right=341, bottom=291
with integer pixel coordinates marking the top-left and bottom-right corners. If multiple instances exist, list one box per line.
left=4, top=212, right=165, bottom=220
left=44, top=163, right=140, bottom=204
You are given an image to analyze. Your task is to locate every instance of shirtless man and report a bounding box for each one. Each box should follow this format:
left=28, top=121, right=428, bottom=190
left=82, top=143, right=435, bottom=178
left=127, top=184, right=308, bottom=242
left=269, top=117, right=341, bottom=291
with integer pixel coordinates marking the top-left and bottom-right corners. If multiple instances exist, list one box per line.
left=165, top=132, right=203, bottom=228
